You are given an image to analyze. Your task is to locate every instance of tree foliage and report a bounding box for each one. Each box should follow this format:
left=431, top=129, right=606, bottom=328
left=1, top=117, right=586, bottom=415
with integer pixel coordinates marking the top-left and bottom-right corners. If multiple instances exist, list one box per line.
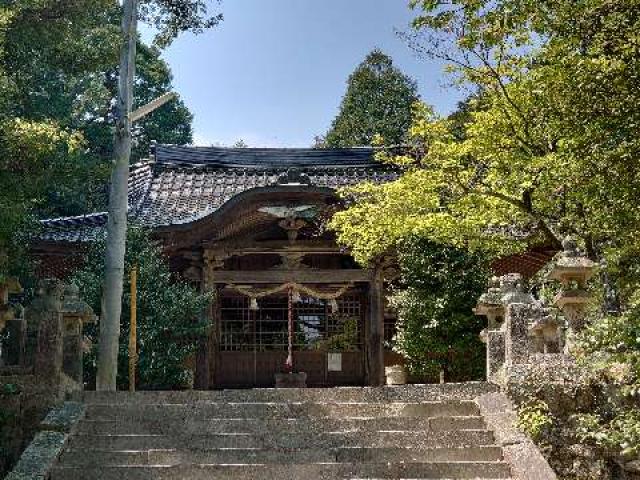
left=73, top=227, right=211, bottom=390
left=0, top=0, right=196, bottom=278
left=139, top=0, right=222, bottom=48
left=344, top=1, right=640, bottom=469
left=391, top=237, right=488, bottom=380
left=331, top=1, right=640, bottom=269
left=82, top=41, right=194, bottom=167
left=0, top=0, right=106, bottom=274
left=323, top=49, right=420, bottom=147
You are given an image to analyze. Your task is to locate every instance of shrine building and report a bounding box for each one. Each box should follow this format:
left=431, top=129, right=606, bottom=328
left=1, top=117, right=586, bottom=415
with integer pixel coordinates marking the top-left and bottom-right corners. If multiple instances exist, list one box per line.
left=33, top=145, right=404, bottom=389
left=33, top=144, right=554, bottom=389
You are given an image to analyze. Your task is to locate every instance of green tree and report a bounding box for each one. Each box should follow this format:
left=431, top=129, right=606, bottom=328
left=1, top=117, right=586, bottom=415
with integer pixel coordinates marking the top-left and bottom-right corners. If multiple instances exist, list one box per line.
left=73, top=227, right=211, bottom=390
left=329, top=1, right=640, bottom=470
left=0, top=1, right=196, bottom=276
left=324, top=49, right=419, bottom=147
left=572, top=292, right=640, bottom=459
left=0, top=0, right=215, bottom=388
left=331, top=1, right=640, bottom=268
left=82, top=42, right=194, bottom=166
left=391, top=237, right=488, bottom=380
left=0, top=0, right=109, bottom=276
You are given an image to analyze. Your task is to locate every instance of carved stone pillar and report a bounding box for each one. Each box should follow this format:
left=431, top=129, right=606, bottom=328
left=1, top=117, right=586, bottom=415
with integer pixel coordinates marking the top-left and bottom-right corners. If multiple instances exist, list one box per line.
left=61, top=284, right=96, bottom=384
left=474, top=277, right=506, bottom=379
left=2, top=317, right=26, bottom=366
left=485, top=330, right=505, bottom=379
left=504, top=303, right=537, bottom=367
left=24, top=280, right=64, bottom=382
left=500, top=274, right=535, bottom=368
left=548, top=237, right=596, bottom=353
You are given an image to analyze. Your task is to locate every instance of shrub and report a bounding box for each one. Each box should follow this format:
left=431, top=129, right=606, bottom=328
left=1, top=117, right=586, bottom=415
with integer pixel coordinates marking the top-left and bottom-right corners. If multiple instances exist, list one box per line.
left=390, top=237, right=488, bottom=381
left=73, top=227, right=212, bottom=390
left=517, top=399, right=554, bottom=443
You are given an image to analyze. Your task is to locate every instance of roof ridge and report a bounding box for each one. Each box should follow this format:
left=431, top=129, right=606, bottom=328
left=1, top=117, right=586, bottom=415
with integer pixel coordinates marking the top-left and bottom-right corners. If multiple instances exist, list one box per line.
left=37, top=146, right=402, bottom=242
left=156, top=143, right=376, bottom=152
left=152, top=144, right=383, bottom=168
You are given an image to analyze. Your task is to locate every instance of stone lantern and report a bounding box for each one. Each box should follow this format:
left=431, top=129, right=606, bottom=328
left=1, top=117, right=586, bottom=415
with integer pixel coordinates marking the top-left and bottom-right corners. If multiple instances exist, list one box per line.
left=548, top=237, right=596, bottom=353
left=474, top=277, right=508, bottom=380
left=0, top=277, right=23, bottom=330
left=0, top=278, right=24, bottom=366
left=498, top=273, right=537, bottom=371
left=474, top=276, right=505, bottom=333
left=528, top=307, right=561, bottom=353
left=61, top=283, right=96, bottom=384
left=500, top=273, right=534, bottom=306
left=23, top=280, right=65, bottom=379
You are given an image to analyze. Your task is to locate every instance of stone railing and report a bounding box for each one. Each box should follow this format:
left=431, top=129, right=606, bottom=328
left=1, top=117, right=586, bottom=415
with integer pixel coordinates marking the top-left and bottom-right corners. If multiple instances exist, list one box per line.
left=0, top=280, right=94, bottom=477
left=474, top=237, right=596, bottom=385
left=1, top=279, right=95, bottom=386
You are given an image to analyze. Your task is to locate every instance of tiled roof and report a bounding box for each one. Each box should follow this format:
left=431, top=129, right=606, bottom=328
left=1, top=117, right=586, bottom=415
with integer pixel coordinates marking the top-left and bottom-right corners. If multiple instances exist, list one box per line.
left=38, top=145, right=399, bottom=243
left=39, top=212, right=107, bottom=243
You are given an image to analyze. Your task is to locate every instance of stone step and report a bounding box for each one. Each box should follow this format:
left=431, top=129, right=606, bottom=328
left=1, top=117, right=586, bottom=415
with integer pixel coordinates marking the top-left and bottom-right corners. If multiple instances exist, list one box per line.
left=67, top=429, right=495, bottom=450
left=50, top=461, right=512, bottom=480
left=78, top=383, right=496, bottom=404
left=74, top=415, right=485, bottom=435
left=59, top=445, right=504, bottom=466
left=84, top=401, right=480, bottom=421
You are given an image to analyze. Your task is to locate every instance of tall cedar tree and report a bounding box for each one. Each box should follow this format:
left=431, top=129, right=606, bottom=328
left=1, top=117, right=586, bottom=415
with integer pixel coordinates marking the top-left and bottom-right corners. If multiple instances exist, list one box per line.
left=324, top=50, right=419, bottom=147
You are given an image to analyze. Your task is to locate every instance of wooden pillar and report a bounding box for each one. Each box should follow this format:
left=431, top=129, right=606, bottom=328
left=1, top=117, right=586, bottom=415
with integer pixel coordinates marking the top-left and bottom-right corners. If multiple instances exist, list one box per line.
left=194, top=251, right=226, bottom=390
left=192, top=256, right=210, bottom=390
left=193, top=286, right=210, bottom=390
left=366, top=268, right=385, bottom=386
left=209, top=285, right=221, bottom=388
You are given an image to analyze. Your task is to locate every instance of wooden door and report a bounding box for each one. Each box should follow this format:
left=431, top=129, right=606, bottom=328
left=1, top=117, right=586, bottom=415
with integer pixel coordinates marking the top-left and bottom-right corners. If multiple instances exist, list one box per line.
left=214, top=291, right=365, bottom=388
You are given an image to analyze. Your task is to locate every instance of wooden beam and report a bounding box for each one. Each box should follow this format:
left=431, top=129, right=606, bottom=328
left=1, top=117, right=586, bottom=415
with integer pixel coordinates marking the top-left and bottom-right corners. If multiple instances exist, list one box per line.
left=130, top=92, right=176, bottom=123
left=203, top=238, right=340, bottom=254
left=211, top=269, right=370, bottom=284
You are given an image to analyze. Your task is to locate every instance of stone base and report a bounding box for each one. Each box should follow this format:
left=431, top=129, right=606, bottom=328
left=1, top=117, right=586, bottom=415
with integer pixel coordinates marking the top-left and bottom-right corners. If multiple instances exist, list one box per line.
left=274, top=372, right=307, bottom=388
left=385, top=365, right=408, bottom=385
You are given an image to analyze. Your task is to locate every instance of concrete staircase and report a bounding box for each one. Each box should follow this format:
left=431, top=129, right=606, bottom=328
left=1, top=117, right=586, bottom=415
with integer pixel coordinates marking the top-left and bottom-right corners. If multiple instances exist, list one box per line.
left=51, top=383, right=515, bottom=480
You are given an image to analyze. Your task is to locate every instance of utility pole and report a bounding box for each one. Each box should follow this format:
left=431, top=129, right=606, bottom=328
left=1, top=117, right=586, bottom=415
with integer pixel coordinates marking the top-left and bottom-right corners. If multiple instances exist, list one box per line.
left=96, top=0, right=175, bottom=390
left=128, top=265, right=137, bottom=392
left=96, top=0, right=138, bottom=392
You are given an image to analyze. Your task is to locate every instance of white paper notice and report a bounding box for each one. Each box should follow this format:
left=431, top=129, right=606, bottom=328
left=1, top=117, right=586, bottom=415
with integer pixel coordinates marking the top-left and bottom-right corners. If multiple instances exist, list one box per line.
left=327, top=353, right=342, bottom=371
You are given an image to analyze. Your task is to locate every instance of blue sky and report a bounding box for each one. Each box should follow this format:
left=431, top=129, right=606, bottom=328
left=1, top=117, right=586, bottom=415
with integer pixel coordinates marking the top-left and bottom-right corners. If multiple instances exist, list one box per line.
left=141, top=0, right=464, bottom=147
